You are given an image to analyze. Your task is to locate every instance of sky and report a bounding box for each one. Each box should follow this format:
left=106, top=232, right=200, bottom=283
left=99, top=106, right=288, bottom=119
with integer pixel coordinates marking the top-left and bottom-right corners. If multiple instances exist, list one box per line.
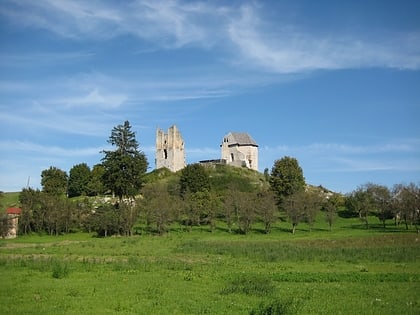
left=0, top=0, right=419, bottom=193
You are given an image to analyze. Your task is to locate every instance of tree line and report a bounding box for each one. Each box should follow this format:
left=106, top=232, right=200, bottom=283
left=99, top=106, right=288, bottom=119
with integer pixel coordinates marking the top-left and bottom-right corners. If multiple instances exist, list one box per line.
left=4, top=121, right=419, bottom=237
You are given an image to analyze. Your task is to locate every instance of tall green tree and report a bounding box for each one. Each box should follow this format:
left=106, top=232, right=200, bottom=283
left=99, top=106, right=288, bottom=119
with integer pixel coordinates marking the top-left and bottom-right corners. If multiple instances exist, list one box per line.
left=270, top=156, right=305, bottom=204
left=365, top=183, right=392, bottom=228
left=346, top=186, right=373, bottom=229
left=41, top=166, right=68, bottom=196
left=393, top=183, right=420, bottom=231
left=87, top=164, right=106, bottom=196
left=19, top=188, right=42, bottom=234
left=179, top=163, right=210, bottom=196
left=101, top=121, right=148, bottom=200
left=68, top=163, right=91, bottom=198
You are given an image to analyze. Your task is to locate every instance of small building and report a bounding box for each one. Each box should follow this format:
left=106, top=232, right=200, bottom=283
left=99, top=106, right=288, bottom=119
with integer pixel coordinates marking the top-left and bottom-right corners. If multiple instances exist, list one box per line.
left=220, top=132, right=258, bottom=171
left=155, top=125, right=186, bottom=172
left=5, top=207, right=21, bottom=239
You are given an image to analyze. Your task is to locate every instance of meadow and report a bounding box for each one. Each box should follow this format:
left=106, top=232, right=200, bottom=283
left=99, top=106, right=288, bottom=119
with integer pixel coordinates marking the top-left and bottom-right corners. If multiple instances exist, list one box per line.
left=0, top=216, right=419, bottom=314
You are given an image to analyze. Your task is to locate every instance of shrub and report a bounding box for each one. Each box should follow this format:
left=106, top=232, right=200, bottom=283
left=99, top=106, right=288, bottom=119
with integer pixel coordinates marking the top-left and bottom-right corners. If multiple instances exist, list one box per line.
left=52, top=261, right=70, bottom=279
left=221, top=274, right=275, bottom=296
left=250, top=299, right=299, bottom=315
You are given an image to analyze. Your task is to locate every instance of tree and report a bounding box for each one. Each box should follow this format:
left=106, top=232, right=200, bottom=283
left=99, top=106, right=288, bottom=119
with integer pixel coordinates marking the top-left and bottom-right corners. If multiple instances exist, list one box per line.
left=323, top=193, right=342, bottom=231
left=68, top=163, right=91, bottom=198
left=346, top=186, right=373, bottom=229
left=101, top=121, right=148, bottom=200
left=302, top=190, right=322, bottom=232
left=41, top=166, right=68, bottom=196
left=393, top=183, right=420, bottom=231
left=141, top=182, right=176, bottom=234
left=87, top=164, right=106, bottom=196
left=283, top=191, right=305, bottom=234
left=91, top=203, right=119, bottom=237
left=256, top=189, right=278, bottom=234
left=365, top=183, right=392, bottom=228
left=270, top=156, right=305, bottom=204
left=118, top=201, right=140, bottom=236
left=19, top=188, right=42, bottom=233
left=179, top=163, right=210, bottom=196
left=236, top=191, right=257, bottom=234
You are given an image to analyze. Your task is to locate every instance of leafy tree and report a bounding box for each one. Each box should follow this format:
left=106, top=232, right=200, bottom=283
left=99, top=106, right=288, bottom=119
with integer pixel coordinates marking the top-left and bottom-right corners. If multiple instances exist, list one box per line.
left=87, top=164, right=106, bottom=196
left=236, top=191, right=257, bottom=234
left=41, top=166, right=68, bottom=196
left=270, top=156, right=305, bottom=204
left=393, top=183, right=420, bottom=231
left=346, top=186, right=373, bottom=229
left=117, top=201, right=140, bottom=236
left=91, top=203, right=119, bottom=237
left=302, top=190, right=323, bottom=232
left=102, top=121, right=148, bottom=200
left=68, top=163, right=91, bottom=198
left=222, top=186, right=238, bottom=233
left=256, top=189, right=278, bottom=234
left=179, top=163, right=210, bottom=196
left=19, top=188, right=42, bottom=234
left=365, top=183, right=393, bottom=228
left=141, top=182, right=176, bottom=234
left=323, top=193, right=342, bottom=231
left=205, top=191, right=222, bottom=232
left=282, top=191, right=305, bottom=234
left=39, top=194, right=75, bottom=236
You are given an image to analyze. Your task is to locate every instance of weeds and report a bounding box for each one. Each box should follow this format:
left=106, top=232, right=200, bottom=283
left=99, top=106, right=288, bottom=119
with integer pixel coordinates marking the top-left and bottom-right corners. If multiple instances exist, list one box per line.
left=51, top=260, right=70, bottom=278
left=250, top=299, right=300, bottom=315
left=221, top=274, right=276, bottom=296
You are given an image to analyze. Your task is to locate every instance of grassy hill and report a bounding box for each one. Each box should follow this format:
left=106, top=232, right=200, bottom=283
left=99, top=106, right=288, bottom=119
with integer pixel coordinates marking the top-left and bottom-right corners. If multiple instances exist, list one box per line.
left=145, top=163, right=269, bottom=192
left=0, top=192, right=20, bottom=213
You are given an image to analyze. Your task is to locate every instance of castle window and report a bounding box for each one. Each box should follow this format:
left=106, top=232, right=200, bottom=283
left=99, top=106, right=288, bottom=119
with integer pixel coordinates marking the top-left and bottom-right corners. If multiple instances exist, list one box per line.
left=164, top=149, right=168, bottom=159
left=231, top=153, right=234, bottom=161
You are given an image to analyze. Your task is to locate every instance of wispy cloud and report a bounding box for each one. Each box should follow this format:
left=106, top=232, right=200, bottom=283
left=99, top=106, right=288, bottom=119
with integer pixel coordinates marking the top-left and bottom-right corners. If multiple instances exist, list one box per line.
left=228, top=5, right=420, bottom=73
left=2, top=1, right=418, bottom=72
left=0, top=140, right=106, bottom=157
left=260, top=139, right=420, bottom=174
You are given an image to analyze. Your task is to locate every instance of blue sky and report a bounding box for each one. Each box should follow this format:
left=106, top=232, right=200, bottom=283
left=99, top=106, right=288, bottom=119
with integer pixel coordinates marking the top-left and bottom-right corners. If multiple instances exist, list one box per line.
left=0, top=0, right=419, bottom=193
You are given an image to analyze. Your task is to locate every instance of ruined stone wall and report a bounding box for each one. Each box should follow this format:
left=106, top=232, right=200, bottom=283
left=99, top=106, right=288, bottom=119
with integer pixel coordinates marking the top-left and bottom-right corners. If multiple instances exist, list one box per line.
left=155, top=125, right=186, bottom=172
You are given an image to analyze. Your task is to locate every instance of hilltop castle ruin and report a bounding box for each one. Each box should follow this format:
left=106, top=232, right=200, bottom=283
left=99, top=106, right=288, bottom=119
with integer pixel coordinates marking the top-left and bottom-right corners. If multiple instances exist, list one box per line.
left=220, top=132, right=258, bottom=171
left=155, top=125, right=186, bottom=172
left=155, top=126, right=258, bottom=172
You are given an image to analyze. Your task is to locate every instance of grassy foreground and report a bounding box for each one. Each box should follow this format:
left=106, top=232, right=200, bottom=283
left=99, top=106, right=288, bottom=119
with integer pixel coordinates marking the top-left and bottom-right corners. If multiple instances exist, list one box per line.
left=0, top=219, right=419, bottom=314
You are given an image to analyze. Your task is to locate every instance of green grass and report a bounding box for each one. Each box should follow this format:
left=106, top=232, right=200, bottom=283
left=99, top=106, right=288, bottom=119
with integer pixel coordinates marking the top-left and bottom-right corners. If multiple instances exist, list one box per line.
left=0, top=192, right=20, bottom=212
left=0, top=220, right=419, bottom=314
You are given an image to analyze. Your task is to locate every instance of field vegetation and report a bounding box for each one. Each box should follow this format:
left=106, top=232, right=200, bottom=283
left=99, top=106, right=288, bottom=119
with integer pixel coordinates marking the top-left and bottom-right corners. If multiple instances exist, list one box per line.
left=0, top=216, right=419, bottom=314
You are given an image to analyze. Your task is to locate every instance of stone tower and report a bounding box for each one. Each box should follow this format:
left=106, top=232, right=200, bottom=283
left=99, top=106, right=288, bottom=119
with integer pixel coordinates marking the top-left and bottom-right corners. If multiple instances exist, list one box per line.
left=155, top=125, right=186, bottom=172
left=221, top=132, right=258, bottom=171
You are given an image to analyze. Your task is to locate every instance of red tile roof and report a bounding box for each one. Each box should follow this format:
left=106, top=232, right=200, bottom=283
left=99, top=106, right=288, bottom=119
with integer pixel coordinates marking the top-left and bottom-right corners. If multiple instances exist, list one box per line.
left=6, top=207, right=21, bottom=215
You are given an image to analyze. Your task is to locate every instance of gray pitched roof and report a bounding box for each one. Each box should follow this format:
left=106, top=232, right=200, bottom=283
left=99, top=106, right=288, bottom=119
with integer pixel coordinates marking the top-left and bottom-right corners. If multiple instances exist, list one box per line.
left=225, top=132, right=258, bottom=147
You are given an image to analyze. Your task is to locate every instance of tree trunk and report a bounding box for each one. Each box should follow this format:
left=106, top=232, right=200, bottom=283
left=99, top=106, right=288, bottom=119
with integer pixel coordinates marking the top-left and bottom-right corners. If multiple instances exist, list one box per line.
left=292, top=223, right=296, bottom=234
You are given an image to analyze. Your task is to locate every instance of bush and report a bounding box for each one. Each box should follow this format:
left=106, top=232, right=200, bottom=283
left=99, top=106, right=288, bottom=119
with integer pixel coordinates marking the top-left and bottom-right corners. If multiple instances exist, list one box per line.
left=221, top=274, right=275, bottom=296
left=250, top=299, right=299, bottom=315
left=52, top=261, right=70, bottom=279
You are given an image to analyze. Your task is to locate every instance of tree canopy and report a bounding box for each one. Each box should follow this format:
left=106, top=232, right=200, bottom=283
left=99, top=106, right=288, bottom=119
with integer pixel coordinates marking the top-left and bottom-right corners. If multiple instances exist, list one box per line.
left=269, top=156, right=305, bottom=203
left=68, top=163, right=91, bottom=198
left=41, top=166, right=68, bottom=196
left=101, top=121, right=148, bottom=200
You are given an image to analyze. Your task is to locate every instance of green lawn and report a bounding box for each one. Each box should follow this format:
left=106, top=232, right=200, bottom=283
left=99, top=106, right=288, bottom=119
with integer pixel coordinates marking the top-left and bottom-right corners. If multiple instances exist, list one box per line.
left=1, top=218, right=419, bottom=314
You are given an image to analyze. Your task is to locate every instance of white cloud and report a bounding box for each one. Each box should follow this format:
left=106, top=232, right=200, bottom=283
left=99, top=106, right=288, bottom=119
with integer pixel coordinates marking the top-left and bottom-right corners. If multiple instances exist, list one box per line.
left=227, top=5, right=420, bottom=72
left=2, top=1, right=418, bottom=72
